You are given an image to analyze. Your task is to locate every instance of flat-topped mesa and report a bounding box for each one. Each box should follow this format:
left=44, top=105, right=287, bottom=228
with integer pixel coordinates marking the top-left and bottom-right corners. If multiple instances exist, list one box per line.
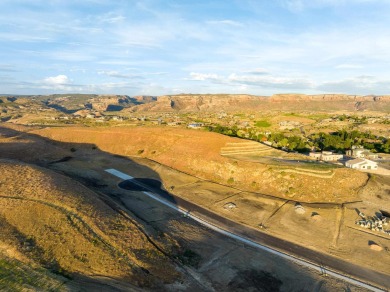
left=86, top=96, right=126, bottom=111
left=126, top=93, right=390, bottom=112
left=158, top=94, right=267, bottom=103
left=132, top=95, right=157, bottom=103
left=86, top=95, right=155, bottom=111
left=269, top=94, right=390, bottom=102
left=138, top=94, right=267, bottom=111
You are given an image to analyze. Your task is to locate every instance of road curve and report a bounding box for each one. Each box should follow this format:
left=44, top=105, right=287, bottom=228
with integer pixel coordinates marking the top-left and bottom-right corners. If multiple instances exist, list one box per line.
left=105, top=169, right=389, bottom=292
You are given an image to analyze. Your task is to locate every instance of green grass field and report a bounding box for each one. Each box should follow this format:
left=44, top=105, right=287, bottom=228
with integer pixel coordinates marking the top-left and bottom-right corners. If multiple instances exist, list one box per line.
left=254, top=120, right=271, bottom=127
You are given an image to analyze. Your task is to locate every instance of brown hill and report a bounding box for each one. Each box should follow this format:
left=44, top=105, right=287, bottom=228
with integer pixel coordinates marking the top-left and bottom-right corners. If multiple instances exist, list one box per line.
left=128, top=94, right=268, bottom=112
left=0, top=124, right=200, bottom=289
left=5, top=93, right=390, bottom=114
left=125, top=93, right=390, bottom=113
left=0, top=159, right=181, bottom=289
left=34, top=126, right=368, bottom=203
left=269, top=94, right=390, bottom=101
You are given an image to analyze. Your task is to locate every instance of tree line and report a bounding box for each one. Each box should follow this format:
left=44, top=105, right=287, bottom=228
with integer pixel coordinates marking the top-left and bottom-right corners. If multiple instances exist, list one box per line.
left=207, top=125, right=390, bottom=153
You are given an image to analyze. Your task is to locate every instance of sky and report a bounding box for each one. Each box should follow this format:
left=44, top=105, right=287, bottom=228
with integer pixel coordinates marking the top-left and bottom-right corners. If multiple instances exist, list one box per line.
left=1, top=0, right=390, bottom=96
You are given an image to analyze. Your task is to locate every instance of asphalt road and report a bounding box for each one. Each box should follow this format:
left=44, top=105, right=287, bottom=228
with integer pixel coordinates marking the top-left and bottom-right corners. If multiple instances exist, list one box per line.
left=106, top=169, right=389, bottom=291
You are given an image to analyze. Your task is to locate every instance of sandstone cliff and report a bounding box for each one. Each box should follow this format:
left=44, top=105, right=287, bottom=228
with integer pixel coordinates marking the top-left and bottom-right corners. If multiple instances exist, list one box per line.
left=128, top=93, right=390, bottom=112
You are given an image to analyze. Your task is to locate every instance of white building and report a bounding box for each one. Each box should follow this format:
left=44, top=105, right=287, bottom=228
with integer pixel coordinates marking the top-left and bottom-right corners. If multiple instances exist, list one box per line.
left=188, top=122, right=204, bottom=129
left=345, top=158, right=378, bottom=170
left=346, top=148, right=379, bottom=160
left=309, top=151, right=343, bottom=161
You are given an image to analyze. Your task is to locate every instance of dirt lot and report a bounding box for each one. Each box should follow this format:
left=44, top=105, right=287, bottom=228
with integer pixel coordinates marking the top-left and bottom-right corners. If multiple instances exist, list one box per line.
left=44, top=144, right=389, bottom=286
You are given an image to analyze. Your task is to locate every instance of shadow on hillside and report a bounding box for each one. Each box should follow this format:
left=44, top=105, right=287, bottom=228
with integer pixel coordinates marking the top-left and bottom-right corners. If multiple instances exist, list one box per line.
left=0, top=124, right=389, bottom=291
left=45, top=103, right=80, bottom=114
left=118, top=179, right=176, bottom=204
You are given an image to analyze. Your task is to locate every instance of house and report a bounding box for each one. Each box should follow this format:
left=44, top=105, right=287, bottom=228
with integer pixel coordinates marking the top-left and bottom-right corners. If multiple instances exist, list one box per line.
left=321, top=151, right=344, bottom=161
left=346, top=148, right=379, bottom=160
left=345, top=158, right=378, bottom=170
left=309, top=152, right=322, bottom=160
left=309, top=151, right=343, bottom=161
left=111, top=116, right=123, bottom=121
left=188, top=122, right=204, bottom=129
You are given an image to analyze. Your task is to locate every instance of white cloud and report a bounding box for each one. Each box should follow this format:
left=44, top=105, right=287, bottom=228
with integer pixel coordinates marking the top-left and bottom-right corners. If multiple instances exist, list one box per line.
left=43, top=75, right=70, bottom=85
left=138, top=83, right=185, bottom=95
left=206, top=20, right=243, bottom=27
left=0, top=64, right=18, bottom=72
left=279, top=0, right=383, bottom=12
left=47, top=51, right=96, bottom=62
left=335, top=64, right=364, bottom=69
left=97, top=70, right=143, bottom=79
left=317, top=75, right=390, bottom=94
left=40, top=74, right=77, bottom=91
left=186, top=71, right=390, bottom=95
left=243, top=68, right=270, bottom=75
left=188, top=72, right=221, bottom=81
left=227, top=73, right=313, bottom=89
left=187, top=72, right=313, bottom=90
left=93, top=12, right=126, bottom=24
left=0, top=32, right=52, bottom=43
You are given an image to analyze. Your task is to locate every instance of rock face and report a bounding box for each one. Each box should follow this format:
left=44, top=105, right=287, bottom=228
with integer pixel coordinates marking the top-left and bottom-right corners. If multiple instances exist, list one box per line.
left=128, top=93, right=390, bottom=112
left=86, top=95, right=134, bottom=111
left=269, top=94, right=390, bottom=102
left=5, top=93, right=390, bottom=113
left=130, top=94, right=268, bottom=112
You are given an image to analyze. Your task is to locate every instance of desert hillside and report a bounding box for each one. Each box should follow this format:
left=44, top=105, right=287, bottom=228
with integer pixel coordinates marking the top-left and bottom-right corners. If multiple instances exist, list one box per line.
left=1, top=123, right=373, bottom=291
left=3, top=93, right=390, bottom=120
left=126, top=93, right=390, bottom=112
left=34, top=126, right=368, bottom=203
left=0, top=159, right=185, bottom=290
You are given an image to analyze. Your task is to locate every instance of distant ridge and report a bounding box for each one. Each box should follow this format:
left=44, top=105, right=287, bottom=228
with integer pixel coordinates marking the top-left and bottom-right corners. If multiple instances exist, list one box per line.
left=269, top=93, right=390, bottom=102
left=2, top=93, right=390, bottom=113
left=126, top=93, right=390, bottom=112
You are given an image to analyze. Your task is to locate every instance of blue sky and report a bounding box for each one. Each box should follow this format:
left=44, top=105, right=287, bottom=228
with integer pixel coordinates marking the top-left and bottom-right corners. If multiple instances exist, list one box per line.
left=1, top=0, right=390, bottom=96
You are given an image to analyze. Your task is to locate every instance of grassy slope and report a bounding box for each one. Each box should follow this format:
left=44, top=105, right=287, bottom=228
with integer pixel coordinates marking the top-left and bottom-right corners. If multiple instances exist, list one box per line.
left=0, top=160, right=179, bottom=289
left=34, top=126, right=368, bottom=203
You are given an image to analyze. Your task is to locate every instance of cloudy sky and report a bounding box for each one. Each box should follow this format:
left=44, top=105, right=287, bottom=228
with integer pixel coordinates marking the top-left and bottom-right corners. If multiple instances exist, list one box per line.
left=1, top=0, right=390, bottom=96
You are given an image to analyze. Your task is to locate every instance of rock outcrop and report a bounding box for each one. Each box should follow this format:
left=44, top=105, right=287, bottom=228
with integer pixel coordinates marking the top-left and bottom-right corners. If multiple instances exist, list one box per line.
left=128, top=93, right=390, bottom=112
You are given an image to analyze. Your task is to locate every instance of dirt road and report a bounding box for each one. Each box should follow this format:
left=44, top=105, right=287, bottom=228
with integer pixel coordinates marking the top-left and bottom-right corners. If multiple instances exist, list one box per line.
left=111, top=169, right=389, bottom=291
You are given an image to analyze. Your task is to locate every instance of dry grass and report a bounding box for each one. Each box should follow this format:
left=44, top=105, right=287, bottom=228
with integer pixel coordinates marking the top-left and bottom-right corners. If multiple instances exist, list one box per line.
left=0, top=123, right=387, bottom=289
left=0, top=160, right=179, bottom=288
left=33, top=126, right=368, bottom=203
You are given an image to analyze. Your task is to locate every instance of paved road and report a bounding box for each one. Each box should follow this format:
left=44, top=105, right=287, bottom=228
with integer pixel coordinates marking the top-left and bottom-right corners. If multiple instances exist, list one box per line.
left=105, top=169, right=389, bottom=292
